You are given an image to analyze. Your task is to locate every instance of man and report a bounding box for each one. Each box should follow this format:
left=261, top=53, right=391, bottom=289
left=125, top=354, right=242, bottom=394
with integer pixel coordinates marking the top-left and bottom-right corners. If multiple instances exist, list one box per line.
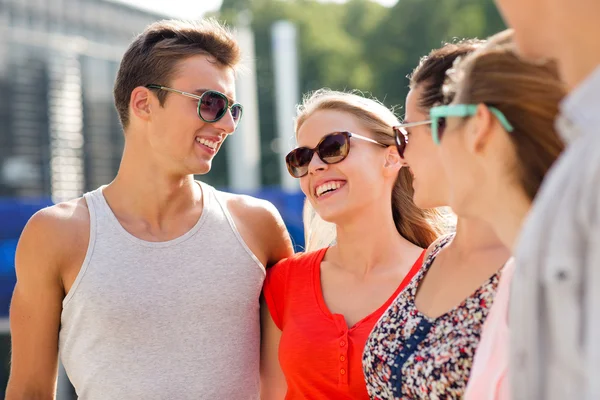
left=6, top=19, right=293, bottom=399
left=492, top=1, right=600, bottom=399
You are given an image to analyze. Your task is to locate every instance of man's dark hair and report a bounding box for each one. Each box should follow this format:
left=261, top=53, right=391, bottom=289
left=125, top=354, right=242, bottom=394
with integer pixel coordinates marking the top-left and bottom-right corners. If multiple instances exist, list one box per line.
left=113, top=18, right=241, bottom=128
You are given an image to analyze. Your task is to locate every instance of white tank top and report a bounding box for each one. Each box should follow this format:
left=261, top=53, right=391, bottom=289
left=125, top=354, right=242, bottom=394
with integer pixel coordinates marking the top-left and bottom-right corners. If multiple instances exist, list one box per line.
left=59, top=182, right=265, bottom=399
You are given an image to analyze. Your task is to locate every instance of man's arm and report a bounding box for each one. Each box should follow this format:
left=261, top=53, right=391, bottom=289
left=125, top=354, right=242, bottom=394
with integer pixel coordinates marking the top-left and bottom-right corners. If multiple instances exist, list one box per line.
left=225, top=194, right=294, bottom=268
left=257, top=200, right=294, bottom=267
left=260, top=297, right=287, bottom=400
left=6, top=202, right=86, bottom=400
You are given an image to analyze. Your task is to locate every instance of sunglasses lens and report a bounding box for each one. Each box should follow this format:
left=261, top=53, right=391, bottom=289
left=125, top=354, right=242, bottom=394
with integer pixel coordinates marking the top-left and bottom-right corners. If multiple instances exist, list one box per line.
left=318, top=133, right=349, bottom=164
left=286, top=147, right=314, bottom=178
left=230, top=104, right=243, bottom=124
left=285, top=133, right=350, bottom=178
left=394, top=127, right=407, bottom=157
left=199, top=91, right=228, bottom=122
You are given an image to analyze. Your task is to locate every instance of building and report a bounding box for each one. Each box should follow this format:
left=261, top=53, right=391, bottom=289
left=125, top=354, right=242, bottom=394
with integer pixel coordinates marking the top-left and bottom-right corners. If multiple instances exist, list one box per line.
left=0, top=0, right=184, bottom=202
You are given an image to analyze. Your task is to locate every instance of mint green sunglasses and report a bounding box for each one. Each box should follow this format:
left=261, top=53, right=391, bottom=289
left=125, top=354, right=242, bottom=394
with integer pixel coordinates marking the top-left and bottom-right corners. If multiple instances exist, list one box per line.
left=429, top=104, right=514, bottom=145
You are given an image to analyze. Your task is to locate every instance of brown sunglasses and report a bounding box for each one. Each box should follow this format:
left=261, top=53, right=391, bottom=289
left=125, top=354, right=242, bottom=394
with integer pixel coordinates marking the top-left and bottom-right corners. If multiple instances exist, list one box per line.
left=285, top=131, right=387, bottom=178
left=392, top=120, right=434, bottom=158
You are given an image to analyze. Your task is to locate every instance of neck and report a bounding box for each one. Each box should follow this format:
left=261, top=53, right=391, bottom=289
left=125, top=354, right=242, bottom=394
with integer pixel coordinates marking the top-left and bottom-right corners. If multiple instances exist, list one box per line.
left=556, top=10, right=600, bottom=89
left=103, top=141, right=201, bottom=227
left=330, top=203, right=421, bottom=277
left=451, top=217, right=505, bottom=254
left=482, top=188, right=531, bottom=252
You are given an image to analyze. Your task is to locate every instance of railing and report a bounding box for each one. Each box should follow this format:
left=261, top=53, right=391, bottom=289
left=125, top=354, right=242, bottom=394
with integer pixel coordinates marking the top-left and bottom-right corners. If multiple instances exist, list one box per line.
left=0, top=189, right=306, bottom=319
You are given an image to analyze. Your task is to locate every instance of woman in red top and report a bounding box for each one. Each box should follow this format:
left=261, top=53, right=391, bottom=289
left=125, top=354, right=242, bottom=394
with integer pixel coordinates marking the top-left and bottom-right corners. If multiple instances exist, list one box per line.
left=260, top=89, right=447, bottom=399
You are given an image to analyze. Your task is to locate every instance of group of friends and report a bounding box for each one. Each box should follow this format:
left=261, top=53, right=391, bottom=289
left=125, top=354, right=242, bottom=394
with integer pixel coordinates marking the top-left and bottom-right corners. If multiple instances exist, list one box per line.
left=5, top=0, right=600, bottom=399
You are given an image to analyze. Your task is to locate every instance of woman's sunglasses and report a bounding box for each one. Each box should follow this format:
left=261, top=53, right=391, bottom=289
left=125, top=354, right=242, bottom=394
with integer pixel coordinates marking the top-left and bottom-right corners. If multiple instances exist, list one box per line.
left=285, top=131, right=387, bottom=178
left=146, top=84, right=243, bottom=125
left=392, top=120, right=434, bottom=158
left=429, top=104, right=514, bottom=145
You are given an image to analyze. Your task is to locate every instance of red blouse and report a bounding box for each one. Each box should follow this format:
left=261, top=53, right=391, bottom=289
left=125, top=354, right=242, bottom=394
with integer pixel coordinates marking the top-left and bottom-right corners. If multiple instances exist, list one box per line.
left=263, top=248, right=425, bottom=399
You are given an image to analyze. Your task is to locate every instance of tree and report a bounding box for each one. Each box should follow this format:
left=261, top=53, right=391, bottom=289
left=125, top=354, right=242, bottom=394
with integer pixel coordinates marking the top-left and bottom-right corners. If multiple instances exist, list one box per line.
left=364, top=0, right=505, bottom=113
left=217, top=0, right=505, bottom=185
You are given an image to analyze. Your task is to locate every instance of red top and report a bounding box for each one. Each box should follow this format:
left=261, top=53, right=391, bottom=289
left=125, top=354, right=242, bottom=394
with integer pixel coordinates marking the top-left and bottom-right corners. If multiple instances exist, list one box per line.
left=263, top=247, right=425, bottom=400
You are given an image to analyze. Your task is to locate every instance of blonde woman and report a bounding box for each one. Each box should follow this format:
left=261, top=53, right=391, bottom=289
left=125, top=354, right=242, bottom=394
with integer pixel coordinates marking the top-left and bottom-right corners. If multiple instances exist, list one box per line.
left=260, top=90, right=445, bottom=399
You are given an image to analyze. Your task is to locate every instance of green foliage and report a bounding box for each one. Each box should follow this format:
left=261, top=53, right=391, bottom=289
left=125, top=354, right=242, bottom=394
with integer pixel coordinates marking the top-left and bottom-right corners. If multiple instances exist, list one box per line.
left=218, top=0, right=505, bottom=185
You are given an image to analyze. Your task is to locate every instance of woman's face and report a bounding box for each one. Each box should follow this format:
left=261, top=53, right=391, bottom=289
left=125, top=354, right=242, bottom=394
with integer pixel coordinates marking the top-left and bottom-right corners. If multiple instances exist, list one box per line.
left=296, top=109, right=399, bottom=224
left=437, top=103, right=517, bottom=219
left=401, top=86, right=451, bottom=209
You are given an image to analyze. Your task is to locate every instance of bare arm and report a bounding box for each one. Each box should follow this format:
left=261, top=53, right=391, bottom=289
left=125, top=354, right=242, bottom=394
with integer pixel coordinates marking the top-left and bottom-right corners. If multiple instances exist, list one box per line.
left=260, top=201, right=294, bottom=267
left=260, top=298, right=287, bottom=400
left=226, top=194, right=294, bottom=268
left=225, top=193, right=293, bottom=399
left=6, top=201, right=87, bottom=400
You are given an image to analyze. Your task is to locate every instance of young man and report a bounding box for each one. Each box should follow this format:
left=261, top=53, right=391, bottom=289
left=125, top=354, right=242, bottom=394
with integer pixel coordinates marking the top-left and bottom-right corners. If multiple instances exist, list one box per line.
left=492, top=1, right=600, bottom=399
left=6, top=19, right=293, bottom=399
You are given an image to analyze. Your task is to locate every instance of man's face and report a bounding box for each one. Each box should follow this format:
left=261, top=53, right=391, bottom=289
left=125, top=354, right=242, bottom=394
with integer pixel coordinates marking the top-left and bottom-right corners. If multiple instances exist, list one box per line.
left=494, top=0, right=560, bottom=61
left=146, top=55, right=238, bottom=176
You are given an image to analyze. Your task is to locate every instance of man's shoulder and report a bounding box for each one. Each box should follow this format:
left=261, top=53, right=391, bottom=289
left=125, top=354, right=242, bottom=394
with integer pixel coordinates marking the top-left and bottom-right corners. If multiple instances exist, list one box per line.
left=552, top=133, right=600, bottom=209
left=215, top=190, right=282, bottom=222
left=30, top=197, right=89, bottom=228
left=16, top=197, right=90, bottom=278
left=21, top=197, right=90, bottom=252
left=580, top=133, right=600, bottom=181
left=212, top=189, right=294, bottom=265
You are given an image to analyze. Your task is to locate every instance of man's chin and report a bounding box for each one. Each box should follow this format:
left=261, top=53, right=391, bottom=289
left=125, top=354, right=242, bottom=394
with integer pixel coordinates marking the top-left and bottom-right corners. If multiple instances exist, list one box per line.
left=190, top=162, right=212, bottom=176
left=512, top=36, right=553, bottom=65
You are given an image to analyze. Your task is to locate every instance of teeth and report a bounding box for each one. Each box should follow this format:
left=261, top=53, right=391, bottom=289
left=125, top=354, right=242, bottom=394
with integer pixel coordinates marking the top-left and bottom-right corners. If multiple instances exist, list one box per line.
left=315, top=181, right=343, bottom=197
left=196, top=137, right=218, bottom=150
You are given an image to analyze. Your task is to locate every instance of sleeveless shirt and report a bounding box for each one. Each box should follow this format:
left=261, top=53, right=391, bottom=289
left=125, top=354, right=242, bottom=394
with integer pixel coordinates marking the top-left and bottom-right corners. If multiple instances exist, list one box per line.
left=59, top=181, right=265, bottom=399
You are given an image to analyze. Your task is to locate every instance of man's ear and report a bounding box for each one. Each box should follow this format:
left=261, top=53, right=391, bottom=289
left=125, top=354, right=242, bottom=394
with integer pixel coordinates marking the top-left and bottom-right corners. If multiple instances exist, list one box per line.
left=130, top=86, right=153, bottom=122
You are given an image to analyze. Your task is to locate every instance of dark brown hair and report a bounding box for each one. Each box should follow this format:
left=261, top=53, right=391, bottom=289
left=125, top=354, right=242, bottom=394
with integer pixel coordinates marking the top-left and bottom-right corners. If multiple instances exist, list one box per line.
left=445, top=33, right=566, bottom=200
left=296, top=90, right=447, bottom=249
left=409, top=39, right=485, bottom=110
left=113, top=18, right=241, bottom=128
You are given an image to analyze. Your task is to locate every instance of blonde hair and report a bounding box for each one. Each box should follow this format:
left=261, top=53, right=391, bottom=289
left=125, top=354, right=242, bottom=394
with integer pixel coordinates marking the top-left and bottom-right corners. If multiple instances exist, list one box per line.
left=296, top=89, right=447, bottom=250
left=303, top=200, right=337, bottom=252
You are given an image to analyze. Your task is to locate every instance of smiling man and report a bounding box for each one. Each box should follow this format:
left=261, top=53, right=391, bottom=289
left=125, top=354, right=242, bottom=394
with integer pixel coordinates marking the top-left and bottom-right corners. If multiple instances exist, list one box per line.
left=6, top=19, right=293, bottom=400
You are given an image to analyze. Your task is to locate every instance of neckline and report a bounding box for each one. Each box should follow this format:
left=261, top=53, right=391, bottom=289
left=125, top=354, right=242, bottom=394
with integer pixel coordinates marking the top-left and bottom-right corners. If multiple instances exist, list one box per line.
left=409, top=234, right=504, bottom=322
left=96, top=180, right=211, bottom=248
left=312, top=247, right=426, bottom=331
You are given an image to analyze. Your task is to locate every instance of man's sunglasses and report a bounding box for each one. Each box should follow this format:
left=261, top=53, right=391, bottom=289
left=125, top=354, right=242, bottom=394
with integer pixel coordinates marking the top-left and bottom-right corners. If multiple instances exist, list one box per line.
left=146, top=84, right=243, bottom=125
left=392, top=120, right=434, bottom=158
left=285, top=131, right=387, bottom=178
left=429, top=104, right=514, bottom=145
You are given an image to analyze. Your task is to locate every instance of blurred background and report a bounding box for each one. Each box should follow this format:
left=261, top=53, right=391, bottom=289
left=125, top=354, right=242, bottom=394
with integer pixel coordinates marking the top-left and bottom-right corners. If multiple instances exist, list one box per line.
left=0, top=0, right=504, bottom=396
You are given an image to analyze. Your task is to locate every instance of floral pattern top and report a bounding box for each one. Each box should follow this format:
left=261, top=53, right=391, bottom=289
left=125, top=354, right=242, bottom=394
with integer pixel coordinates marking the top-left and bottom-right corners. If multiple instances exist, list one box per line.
left=362, top=235, right=503, bottom=399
